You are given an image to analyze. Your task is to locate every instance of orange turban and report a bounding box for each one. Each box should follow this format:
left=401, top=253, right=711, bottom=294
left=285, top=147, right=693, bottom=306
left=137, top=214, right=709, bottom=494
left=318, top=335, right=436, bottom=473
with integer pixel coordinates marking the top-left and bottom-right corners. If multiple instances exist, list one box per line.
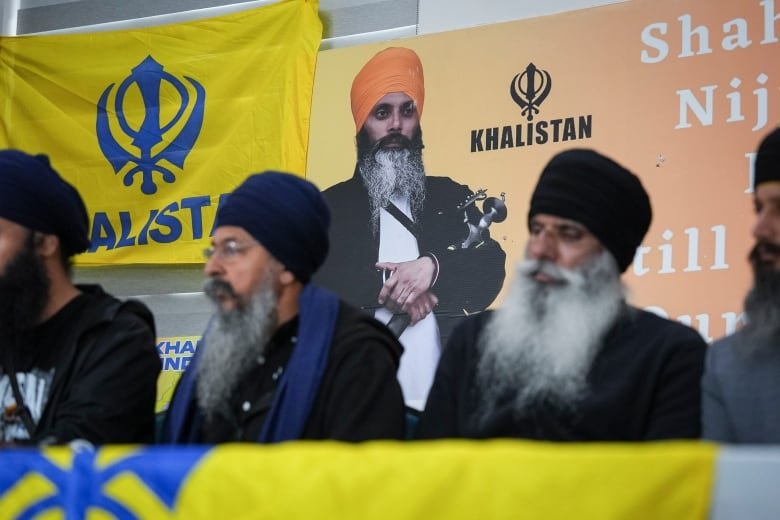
left=350, top=47, right=425, bottom=133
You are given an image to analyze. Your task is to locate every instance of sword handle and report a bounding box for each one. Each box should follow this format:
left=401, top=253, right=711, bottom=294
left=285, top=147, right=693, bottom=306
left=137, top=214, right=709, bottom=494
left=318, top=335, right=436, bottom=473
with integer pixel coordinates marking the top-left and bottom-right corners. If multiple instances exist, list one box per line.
left=386, top=313, right=411, bottom=338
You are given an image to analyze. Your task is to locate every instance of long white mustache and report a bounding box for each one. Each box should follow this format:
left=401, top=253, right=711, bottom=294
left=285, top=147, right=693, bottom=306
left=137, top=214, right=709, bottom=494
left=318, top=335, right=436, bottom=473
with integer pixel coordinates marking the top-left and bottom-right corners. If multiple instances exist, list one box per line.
left=476, top=250, right=625, bottom=421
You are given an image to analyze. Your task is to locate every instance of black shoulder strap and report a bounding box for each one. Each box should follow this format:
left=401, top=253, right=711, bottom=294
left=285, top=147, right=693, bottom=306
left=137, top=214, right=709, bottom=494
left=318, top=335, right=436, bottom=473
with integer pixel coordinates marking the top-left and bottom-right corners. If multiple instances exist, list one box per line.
left=383, top=202, right=418, bottom=238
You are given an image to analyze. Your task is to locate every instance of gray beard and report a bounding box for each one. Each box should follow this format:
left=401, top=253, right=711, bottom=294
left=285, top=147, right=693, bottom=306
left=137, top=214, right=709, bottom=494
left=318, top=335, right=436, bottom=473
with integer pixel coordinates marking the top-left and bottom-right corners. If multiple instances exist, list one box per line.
left=197, top=278, right=278, bottom=421
left=741, top=264, right=780, bottom=351
left=358, top=147, right=426, bottom=235
left=476, top=250, right=625, bottom=422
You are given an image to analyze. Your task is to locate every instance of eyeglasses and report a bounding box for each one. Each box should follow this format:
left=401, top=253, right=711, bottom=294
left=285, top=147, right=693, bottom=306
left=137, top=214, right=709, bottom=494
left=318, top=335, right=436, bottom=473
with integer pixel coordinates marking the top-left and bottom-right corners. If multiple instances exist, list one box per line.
left=203, top=239, right=258, bottom=262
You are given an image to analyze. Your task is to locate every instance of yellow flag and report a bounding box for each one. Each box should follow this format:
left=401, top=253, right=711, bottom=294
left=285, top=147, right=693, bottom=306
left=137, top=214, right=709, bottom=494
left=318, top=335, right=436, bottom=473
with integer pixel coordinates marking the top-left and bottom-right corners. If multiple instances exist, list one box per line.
left=0, top=441, right=716, bottom=519
left=0, top=0, right=322, bottom=264
left=181, top=440, right=717, bottom=519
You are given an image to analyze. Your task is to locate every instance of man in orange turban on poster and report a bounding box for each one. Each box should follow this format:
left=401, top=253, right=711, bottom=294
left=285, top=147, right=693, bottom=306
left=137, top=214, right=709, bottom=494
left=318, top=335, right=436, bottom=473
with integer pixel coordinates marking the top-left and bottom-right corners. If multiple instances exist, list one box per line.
left=314, top=47, right=506, bottom=413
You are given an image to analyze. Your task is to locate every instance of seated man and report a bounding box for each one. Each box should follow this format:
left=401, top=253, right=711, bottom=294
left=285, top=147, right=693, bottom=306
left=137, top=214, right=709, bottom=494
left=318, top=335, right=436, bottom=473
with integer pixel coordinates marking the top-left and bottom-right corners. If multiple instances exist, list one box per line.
left=162, top=171, right=405, bottom=443
left=702, top=128, right=780, bottom=443
left=417, top=149, right=706, bottom=440
left=0, top=150, right=160, bottom=445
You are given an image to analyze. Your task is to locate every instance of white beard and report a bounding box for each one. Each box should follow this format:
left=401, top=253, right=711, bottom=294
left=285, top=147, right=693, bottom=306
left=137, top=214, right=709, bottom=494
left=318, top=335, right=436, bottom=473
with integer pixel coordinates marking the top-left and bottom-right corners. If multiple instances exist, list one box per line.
left=476, top=250, right=625, bottom=420
left=197, top=278, right=278, bottom=421
left=359, top=147, right=425, bottom=234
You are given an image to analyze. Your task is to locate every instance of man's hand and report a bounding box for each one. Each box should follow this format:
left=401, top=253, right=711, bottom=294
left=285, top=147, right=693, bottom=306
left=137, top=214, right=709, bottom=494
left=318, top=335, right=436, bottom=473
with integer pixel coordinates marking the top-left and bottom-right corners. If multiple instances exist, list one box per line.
left=402, top=290, right=439, bottom=324
left=376, top=257, right=438, bottom=322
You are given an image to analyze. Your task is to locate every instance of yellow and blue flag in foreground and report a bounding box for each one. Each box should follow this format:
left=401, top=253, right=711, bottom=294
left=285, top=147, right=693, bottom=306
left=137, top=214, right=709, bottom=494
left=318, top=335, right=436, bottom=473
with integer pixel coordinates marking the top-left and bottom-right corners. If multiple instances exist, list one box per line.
left=0, top=441, right=715, bottom=519
left=0, top=0, right=322, bottom=264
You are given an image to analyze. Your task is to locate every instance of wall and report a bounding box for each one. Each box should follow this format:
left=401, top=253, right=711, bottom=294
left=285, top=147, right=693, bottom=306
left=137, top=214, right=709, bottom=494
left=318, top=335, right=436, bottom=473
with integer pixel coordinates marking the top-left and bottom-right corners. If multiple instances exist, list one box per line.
left=0, top=1, right=634, bottom=350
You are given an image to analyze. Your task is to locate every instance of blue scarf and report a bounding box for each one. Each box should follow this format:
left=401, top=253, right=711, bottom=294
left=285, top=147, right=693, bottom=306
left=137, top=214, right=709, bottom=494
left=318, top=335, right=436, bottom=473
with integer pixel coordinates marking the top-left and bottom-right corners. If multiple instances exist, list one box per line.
left=162, top=284, right=340, bottom=444
left=258, top=284, right=339, bottom=442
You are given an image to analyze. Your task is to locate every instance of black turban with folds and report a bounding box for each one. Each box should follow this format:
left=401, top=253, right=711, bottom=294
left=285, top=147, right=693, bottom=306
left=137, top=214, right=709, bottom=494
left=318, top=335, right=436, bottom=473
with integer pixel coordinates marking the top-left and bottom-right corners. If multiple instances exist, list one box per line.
left=754, top=126, right=780, bottom=189
left=528, top=149, right=652, bottom=273
left=216, top=171, right=330, bottom=283
left=0, top=150, right=90, bottom=256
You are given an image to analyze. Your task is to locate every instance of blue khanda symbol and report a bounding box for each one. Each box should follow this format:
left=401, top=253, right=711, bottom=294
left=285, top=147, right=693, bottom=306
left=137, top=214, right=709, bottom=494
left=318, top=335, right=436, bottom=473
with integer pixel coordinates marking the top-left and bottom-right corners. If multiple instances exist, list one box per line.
left=96, top=55, right=206, bottom=195
left=0, top=447, right=206, bottom=518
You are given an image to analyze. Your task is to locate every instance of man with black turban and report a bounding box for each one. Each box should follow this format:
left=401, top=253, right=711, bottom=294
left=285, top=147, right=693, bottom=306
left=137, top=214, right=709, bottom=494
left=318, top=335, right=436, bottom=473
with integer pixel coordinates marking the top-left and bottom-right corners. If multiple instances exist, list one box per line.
left=703, top=128, right=780, bottom=443
left=0, top=149, right=160, bottom=445
left=417, top=148, right=706, bottom=441
left=162, top=171, right=405, bottom=443
left=315, top=47, right=506, bottom=412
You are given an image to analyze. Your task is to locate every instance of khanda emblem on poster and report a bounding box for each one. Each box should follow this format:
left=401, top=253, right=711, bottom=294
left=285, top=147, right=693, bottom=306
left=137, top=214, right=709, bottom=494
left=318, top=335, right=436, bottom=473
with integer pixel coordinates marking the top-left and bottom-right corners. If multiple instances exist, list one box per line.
left=96, top=55, right=206, bottom=195
left=510, top=62, right=552, bottom=121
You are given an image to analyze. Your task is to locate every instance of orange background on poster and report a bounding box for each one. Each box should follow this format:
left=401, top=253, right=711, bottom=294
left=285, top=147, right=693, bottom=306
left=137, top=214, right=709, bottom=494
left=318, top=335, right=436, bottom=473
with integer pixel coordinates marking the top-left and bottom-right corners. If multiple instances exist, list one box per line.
left=307, top=0, right=776, bottom=341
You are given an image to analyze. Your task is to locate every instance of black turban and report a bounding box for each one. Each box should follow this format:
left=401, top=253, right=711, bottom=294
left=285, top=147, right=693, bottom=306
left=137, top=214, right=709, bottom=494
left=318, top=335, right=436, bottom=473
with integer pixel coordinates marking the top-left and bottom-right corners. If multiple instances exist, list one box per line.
left=528, top=149, right=652, bottom=273
left=0, top=150, right=90, bottom=256
left=754, top=126, right=780, bottom=189
left=216, top=171, right=330, bottom=283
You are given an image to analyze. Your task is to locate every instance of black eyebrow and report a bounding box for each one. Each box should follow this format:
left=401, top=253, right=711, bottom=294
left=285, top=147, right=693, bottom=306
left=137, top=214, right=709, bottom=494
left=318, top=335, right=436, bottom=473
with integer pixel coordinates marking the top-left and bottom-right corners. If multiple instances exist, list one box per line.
left=211, top=236, right=240, bottom=245
left=528, top=218, right=587, bottom=233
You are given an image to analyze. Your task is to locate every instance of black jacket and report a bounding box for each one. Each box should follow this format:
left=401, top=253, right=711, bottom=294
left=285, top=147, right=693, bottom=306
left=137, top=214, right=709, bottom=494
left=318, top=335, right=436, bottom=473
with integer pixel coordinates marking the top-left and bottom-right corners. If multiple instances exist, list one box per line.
left=31, top=284, right=160, bottom=444
left=417, top=307, right=706, bottom=441
left=163, top=301, right=405, bottom=443
left=315, top=171, right=506, bottom=345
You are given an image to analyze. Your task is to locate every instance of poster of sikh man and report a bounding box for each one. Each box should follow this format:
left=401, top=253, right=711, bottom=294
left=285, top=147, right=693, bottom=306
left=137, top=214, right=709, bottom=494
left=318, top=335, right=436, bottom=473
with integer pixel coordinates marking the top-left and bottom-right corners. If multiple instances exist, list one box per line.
left=314, top=47, right=507, bottom=410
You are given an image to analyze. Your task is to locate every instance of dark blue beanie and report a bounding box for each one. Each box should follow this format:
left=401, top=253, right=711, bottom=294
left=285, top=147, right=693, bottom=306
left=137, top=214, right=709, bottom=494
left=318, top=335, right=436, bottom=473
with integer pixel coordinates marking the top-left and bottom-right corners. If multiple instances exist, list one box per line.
left=0, top=150, right=90, bottom=256
left=528, top=149, right=652, bottom=273
left=216, top=171, right=330, bottom=283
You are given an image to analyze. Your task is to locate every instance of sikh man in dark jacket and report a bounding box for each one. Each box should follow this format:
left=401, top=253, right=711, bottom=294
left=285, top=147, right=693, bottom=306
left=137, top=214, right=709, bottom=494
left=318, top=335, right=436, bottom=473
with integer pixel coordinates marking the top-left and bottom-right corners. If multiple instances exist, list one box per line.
left=162, top=172, right=405, bottom=443
left=0, top=150, right=160, bottom=445
left=702, top=127, right=780, bottom=443
left=417, top=149, right=706, bottom=441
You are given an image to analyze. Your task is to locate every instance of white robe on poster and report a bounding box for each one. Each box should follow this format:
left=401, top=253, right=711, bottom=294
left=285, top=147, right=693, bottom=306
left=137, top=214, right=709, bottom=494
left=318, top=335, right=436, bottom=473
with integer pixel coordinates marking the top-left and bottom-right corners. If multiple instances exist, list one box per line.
left=375, top=194, right=441, bottom=411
